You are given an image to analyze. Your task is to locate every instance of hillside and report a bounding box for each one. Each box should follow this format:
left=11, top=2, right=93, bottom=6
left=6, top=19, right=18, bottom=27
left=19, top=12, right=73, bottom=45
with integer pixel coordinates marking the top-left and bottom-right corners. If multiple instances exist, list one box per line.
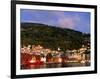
left=21, top=23, right=89, bottom=50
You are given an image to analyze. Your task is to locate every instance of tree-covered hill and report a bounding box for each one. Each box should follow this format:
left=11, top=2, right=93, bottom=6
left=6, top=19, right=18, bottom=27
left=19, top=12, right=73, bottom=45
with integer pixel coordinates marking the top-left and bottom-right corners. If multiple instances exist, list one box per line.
left=21, top=23, right=89, bottom=50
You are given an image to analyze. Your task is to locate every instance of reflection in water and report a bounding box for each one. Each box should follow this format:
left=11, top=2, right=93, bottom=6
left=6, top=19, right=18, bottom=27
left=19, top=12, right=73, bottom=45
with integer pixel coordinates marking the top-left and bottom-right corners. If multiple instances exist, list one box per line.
left=21, top=62, right=90, bottom=69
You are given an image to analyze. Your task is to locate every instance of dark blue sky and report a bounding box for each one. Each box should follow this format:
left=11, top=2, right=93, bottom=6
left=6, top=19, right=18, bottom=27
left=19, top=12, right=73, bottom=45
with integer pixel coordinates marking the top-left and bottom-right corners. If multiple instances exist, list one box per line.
left=20, top=9, right=90, bottom=33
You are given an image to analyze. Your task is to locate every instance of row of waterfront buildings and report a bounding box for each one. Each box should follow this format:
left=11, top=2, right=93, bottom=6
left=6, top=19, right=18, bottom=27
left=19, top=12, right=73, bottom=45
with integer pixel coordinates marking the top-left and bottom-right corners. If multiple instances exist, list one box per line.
left=21, top=43, right=90, bottom=65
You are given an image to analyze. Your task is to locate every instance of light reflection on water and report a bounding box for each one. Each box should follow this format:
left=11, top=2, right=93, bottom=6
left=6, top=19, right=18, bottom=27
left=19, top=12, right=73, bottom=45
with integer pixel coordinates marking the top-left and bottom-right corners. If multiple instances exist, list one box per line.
left=21, top=62, right=90, bottom=69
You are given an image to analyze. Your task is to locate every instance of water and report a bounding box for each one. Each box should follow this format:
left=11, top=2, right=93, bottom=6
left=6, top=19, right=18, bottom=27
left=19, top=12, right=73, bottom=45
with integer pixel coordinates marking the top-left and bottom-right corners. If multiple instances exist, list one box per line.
left=21, top=62, right=90, bottom=69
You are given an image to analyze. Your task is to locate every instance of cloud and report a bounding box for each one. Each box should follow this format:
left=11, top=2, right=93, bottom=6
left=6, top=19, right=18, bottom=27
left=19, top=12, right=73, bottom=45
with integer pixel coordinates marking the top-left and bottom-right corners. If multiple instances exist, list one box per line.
left=58, top=17, right=76, bottom=29
left=52, top=11, right=80, bottom=29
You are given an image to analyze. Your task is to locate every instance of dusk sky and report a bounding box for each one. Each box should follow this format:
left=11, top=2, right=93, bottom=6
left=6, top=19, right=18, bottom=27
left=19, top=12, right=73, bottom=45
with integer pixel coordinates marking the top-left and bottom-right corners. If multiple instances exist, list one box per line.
left=21, top=9, right=90, bottom=33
